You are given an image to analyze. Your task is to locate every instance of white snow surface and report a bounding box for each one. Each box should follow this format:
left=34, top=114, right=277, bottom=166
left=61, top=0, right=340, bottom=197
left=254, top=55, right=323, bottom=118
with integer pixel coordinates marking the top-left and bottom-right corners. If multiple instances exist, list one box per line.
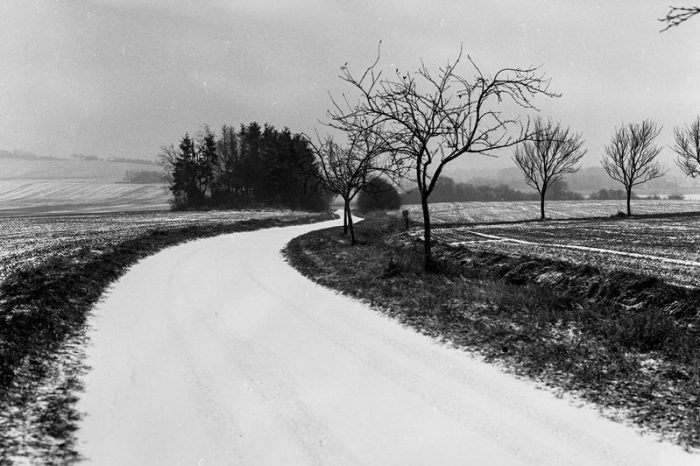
left=447, top=229, right=700, bottom=268
left=77, top=217, right=697, bottom=465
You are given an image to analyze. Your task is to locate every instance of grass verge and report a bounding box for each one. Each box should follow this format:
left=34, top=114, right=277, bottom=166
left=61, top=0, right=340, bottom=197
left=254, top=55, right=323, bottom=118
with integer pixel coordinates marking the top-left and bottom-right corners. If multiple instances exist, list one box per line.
left=0, top=211, right=333, bottom=464
left=284, top=215, right=700, bottom=452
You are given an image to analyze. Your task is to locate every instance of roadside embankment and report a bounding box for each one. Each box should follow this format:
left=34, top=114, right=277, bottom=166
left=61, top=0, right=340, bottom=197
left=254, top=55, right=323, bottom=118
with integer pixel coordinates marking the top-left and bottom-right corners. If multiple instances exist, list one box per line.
left=284, top=215, right=700, bottom=452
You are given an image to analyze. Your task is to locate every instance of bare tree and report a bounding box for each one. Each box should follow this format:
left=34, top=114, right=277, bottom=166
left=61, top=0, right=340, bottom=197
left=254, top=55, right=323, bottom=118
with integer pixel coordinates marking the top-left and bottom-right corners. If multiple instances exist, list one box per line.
left=329, top=45, right=557, bottom=270
left=660, top=6, right=700, bottom=31
left=602, top=120, right=666, bottom=216
left=158, top=143, right=178, bottom=186
left=308, top=125, right=398, bottom=245
left=513, top=117, right=586, bottom=220
left=672, top=116, right=700, bottom=177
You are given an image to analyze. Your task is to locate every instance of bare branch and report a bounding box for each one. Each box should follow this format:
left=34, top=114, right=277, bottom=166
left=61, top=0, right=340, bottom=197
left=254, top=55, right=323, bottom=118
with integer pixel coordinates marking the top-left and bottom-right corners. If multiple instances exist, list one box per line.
left=327, top=44, right=558, bottom=268
left=660, top=6, right=700, bottom=31
left=672, top=116, right=700, bottom=177
left=306, top=120, right=405, bottom=244
left=158, top=143, right=178, bottom=185
left=513, top=116, right=586, bottom=219
left=601, top=119, right=666, bottom=215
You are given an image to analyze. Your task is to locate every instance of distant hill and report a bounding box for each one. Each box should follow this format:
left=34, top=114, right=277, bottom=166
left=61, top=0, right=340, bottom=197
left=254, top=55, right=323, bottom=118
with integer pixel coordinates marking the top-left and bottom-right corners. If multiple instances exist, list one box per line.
left=0, top=180, right=170, bottom=216
left=0, top=149, right=60, bottom=161
left=0, top=152, right=170, bottom=215
left=0, top=155, right=161, bottom=183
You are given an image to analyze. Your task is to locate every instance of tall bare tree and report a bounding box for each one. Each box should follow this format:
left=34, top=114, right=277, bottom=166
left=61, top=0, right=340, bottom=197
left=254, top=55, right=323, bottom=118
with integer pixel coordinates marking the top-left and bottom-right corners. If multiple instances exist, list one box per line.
left=602, top=120, right=666, bottom=216
left=672, top=116, right=700, bottom=177
left=660, top=6, right=700, bottom=31
left=329, top=45, right=557, bottom=270
left=309, top=125, right=397, bottom=245
left=513, top=117, right=586, bottom=220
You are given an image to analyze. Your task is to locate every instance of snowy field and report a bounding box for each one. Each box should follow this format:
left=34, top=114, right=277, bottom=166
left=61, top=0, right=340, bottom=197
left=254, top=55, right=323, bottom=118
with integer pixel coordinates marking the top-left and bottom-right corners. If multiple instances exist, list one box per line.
left=400, top=200, right=700, bottom=287
left=0, top=210, right=314, bottom=282
left=399, top=199, right=700, bottom=224
left=0, top=180, right=170, bottom=216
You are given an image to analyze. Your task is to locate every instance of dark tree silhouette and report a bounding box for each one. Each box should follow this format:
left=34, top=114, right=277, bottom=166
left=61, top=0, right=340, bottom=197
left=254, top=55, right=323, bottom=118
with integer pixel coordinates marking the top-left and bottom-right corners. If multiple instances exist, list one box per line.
left=171, top=134, right=202, bottom=206
left=601, top=120, right=666, bottom=216
left=197, top=126, right=218, bottom=199
left=672, top=116, right=700, bottom=177
left=329, top=44, right=557, bottom=270
left=357, top=177, right=401, bottom=213
left=513, top=117, right=586, bottom=220
left=214, top=125, right=240, bottom=200
left=660, top=6, right=700, bottom=31
left=166, top=123, right=328, bottom=210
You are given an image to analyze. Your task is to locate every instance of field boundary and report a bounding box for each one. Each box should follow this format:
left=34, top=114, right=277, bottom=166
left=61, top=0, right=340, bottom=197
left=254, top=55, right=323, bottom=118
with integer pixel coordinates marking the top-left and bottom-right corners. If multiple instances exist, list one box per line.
left=437, top=229, right=700, bottom=269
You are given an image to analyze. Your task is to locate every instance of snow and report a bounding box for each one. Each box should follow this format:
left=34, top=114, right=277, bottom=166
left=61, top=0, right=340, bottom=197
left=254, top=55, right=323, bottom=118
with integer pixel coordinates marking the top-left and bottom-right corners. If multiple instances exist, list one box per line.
left=76, top=217, right=697, bottom=465
left=450, top=229, right=700, bottom=268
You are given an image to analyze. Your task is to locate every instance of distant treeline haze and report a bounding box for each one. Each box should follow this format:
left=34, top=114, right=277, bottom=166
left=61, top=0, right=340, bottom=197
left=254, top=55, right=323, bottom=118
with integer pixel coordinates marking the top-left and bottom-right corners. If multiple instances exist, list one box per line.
left=401, top=176, right=583, bottom=204
left=162, top=123, right=329, bottom=211
left=123, top=170, right=166, bottom=184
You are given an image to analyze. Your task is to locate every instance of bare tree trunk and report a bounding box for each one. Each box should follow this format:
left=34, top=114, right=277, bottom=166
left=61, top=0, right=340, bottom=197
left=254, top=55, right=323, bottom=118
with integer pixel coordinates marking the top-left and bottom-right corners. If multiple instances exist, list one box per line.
left=347, top=206, right=356, bottom=245
left=626, top=188, right=632, bottom=216
left=420, top=193, right=433, bottom=272
left=539, top=188, right=546, bottom=221
left=343, top=198, right=349, bottom=235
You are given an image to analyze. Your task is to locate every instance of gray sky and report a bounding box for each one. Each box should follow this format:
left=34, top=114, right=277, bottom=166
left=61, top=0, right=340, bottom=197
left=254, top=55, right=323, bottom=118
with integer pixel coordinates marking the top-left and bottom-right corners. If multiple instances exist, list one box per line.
left=1, top=0, right=699, bottom=171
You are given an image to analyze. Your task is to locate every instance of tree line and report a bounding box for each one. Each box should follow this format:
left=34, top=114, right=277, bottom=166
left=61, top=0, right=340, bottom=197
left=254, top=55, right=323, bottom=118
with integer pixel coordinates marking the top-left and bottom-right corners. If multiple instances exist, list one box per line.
left=400, top=177, right=582, bottom=204
left=160, top=122, right=329, bottom=211
left=315, top=42, right=700, bottom=270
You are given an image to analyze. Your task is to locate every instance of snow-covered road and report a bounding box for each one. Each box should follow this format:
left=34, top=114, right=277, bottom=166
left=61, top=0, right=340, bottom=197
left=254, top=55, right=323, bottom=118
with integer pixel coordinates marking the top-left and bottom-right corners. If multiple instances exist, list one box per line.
left=77, top=217, right=696, bottom=465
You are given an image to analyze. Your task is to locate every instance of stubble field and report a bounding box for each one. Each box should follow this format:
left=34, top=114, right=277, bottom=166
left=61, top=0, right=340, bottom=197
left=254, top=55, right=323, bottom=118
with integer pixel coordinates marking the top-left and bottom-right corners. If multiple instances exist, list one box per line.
left=399, top=200, right=700, bottom=288
left=401, top=199, right=700, bottom=223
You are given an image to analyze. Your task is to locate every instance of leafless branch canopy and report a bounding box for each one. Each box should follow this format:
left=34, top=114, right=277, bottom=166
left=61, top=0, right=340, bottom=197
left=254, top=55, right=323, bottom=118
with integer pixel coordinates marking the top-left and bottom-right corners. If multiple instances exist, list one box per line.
left=327, top=44, right=559, bottom=197
left=307, top=121, right=400, bottom=202
left=513, top=116, right=586, bottom=195
left=660, top=6, right=700, bottom=31
left=602, top=119, right=666, bottom=190
left=158, top=143, right=178, bottom=184
left=672, top=116, right=700, bottom=177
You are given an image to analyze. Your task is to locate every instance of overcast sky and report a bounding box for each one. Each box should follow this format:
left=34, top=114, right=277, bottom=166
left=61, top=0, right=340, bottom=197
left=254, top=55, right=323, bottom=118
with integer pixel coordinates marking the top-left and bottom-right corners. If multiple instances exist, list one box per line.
left=1, top=1, right=699, bottom=171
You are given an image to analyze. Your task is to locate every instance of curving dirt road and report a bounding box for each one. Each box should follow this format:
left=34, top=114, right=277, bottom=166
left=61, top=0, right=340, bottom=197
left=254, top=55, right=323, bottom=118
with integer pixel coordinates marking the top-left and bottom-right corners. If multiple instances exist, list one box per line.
left=77, top=217, right=696, bottom=465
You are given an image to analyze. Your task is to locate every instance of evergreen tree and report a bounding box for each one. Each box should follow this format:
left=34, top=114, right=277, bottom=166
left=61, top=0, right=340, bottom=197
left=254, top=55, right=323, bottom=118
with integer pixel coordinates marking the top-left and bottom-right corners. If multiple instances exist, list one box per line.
left=215, top=125, right=240, bottom=200
left=197, top=126, right=218, bottom=198
left=171, top=133, right=199, bottom=206
left=165, top=121, right=329, bottom=211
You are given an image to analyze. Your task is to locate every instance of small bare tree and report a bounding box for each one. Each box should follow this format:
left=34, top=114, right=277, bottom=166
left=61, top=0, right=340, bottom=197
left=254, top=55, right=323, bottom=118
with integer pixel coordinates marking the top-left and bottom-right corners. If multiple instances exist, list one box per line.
left=672, top=116, right=700, bottom=177
left=329, top=45, right=557, bottom=270
left=513, top=117, right=586, bottom=220
left=602, top=120, right=666, bottom=216
left=660, top=6, right=700, bottom=31
left=158, top=143, right=178, bottom=186
left=309, top=125, right=397, bottom=245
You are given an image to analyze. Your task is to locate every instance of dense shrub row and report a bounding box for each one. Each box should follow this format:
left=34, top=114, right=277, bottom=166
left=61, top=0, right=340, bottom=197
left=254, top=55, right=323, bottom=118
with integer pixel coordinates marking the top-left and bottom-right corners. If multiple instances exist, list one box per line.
left=164, top=122, right=330, bottom=211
